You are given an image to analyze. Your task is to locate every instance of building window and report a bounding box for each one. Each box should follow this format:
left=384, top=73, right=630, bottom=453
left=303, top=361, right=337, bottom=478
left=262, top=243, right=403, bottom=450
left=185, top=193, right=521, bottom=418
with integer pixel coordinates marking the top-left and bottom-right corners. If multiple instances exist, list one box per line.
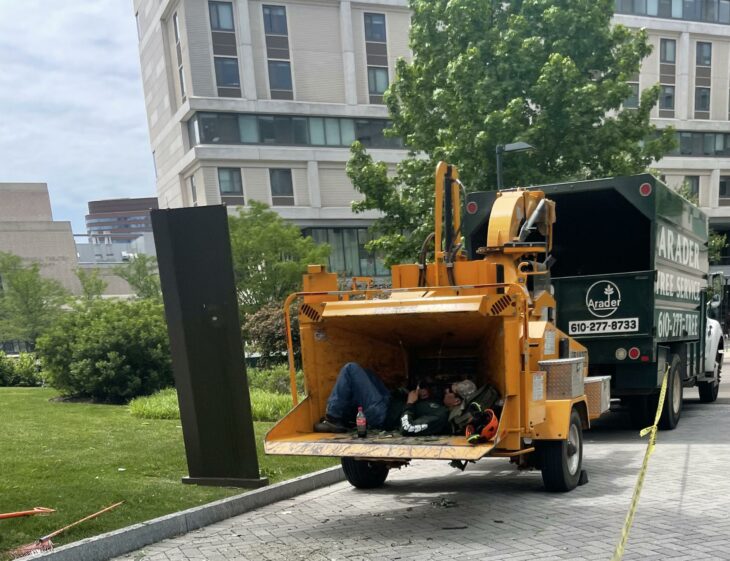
left=666, top=130, right=730, bottom=156
left=263, top=5, right=287, bottom=34
left=720, top=176, right=730, bottom=205
left=269, top=169, right=294, bottom=206
left=189, top=176, right=198, bottom=206
left=209, top=1, right=234, bottom=31
left=218, top=168, right=244, bottom=205
left=660, top=39, right=676, bottom=63
left=188, top=112, right=403, bottom=149
left=624, top=83, right=639, bottom=108
left=172, top=13, right=186, bottom=102
left=303, top=227, right=388, bottom=277
left=209, top=1, right=241, bottom=98
left=368, top=67, right=389, bottom=96
left=685, top=176, right=700, bottom=199
left=616, top=0, right=730, bottom=20
left=214, top=58, right=240, bottom=88
left=660, top=85, right=675, bottom=109
left=364, top=13, right=386, bottom=42
left=696, top=42, right=712, bottom=66
left=268, top=61, right=293, bottom=93
left=364, top=13, right=388, bottom=104
left=262, top=5, right=292, bottom=100
left=695, top=87, right=711, bottom=111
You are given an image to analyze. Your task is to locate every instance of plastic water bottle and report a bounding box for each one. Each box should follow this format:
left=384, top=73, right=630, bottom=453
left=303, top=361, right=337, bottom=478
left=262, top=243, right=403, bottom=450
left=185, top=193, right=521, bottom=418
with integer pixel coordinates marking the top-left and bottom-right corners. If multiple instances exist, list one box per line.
left=356, top=406, right=367, bottom=438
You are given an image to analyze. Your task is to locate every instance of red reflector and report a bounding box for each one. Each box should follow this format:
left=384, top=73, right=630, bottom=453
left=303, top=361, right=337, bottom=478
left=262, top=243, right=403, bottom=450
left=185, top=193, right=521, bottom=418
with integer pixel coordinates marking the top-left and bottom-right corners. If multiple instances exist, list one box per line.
left=640, top=355, right=650, bottom=362
left=628, top=347, right=640, bottom=360
left=466, top=201, right=478, bottom=214
left=639, top=183, right=652, bottom=197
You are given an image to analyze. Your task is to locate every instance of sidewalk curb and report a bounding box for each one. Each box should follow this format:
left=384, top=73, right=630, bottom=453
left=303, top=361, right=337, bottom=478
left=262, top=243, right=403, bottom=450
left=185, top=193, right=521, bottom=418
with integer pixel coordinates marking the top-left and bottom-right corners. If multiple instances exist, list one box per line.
left=36, top=466, right=345, bottom=561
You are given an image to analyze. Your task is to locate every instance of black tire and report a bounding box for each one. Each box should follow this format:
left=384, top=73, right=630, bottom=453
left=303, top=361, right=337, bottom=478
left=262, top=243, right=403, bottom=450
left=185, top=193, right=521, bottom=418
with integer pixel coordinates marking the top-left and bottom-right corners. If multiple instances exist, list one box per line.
left=699, top=346, right=722, bottom=403
left=659, top=354, right=683, bottom=430
left=538, top=409, right=583, bottom=492
left=341, top=457, right=389, bottom=489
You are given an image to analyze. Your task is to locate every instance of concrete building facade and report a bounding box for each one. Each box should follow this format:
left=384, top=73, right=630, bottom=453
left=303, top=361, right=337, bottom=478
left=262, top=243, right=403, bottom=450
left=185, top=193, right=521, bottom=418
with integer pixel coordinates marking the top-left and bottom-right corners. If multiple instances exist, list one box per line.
left=134, top=0, right=410, bottom=278
left=0, top=183, right=80, bottom=294
left=135, top=1, right=730, bottom=274
left=613, top=2, right=730, bottom=270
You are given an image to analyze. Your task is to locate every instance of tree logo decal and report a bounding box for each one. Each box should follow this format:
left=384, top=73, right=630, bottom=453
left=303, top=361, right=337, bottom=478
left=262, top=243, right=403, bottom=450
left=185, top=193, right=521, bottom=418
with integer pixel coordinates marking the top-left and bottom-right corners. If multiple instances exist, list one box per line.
left=586, top=281, right=622, bottom=318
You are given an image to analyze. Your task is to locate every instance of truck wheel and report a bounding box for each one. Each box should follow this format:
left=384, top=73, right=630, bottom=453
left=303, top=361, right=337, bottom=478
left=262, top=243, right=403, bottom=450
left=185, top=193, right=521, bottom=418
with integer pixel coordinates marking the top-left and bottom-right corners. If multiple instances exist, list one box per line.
left=659, top=354, right=682, bottom=430
left=538, top=409, right=583, bottom=492
left=341, top=458, right=389, bottom=489
left=698, top=347, right=722, bottom=403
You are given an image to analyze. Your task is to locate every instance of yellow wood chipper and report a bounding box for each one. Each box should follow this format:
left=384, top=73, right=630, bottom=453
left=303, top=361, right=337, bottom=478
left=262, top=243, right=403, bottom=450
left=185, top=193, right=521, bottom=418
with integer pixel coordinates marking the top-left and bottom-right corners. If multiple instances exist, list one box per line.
left=264, top=162, right=609, bottom=492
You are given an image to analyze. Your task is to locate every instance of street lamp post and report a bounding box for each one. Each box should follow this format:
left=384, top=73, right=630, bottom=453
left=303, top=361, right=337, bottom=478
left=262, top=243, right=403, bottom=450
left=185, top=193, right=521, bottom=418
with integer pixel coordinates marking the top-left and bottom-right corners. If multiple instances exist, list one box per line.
left=495, top=141, right=535, bottom=190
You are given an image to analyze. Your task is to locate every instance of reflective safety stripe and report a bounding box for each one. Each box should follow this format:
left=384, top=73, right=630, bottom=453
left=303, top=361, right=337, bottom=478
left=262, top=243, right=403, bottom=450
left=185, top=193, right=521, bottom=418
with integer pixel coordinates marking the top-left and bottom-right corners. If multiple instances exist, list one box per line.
left=400, top=414, right=428, bottom=434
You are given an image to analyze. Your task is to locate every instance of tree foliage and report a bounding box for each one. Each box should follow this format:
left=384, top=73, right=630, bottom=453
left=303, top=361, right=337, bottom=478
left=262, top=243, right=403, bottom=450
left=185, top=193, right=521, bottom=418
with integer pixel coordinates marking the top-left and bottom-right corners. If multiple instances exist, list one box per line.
left=113, top=254, right=161, bottom=300
left=243, top=301, right=300, bottom=367
left=37, top=299, right=172, bottom=403
left=347, top=0, right=676, bottom=264
left=229, top=202, right=330, bottom=314
left=76, top=268, right=107, bottom=301
left=0, top=252, right=68, bottom=349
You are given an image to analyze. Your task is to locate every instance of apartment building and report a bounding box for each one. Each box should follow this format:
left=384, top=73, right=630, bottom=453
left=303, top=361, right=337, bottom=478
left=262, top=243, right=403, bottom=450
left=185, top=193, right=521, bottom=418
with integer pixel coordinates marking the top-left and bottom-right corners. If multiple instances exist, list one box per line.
left=613, top=1, right=730, bottom=270
left=86, top=197, right=159, bottom=244
left=135, top=0, right=730, bottom=274
left=134, top=0, right=410, bottom=278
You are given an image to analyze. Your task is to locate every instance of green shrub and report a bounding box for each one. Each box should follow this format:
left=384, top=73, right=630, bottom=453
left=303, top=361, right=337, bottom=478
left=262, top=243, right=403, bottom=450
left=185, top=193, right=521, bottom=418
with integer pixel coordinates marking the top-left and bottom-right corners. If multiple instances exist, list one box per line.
left=37, top=300, right=172, bottom=403
left=129, top=387, right=300, bottom=422
left=0, top=352, right=43, bottom=387
left=246, top=365, right=304, bottom=395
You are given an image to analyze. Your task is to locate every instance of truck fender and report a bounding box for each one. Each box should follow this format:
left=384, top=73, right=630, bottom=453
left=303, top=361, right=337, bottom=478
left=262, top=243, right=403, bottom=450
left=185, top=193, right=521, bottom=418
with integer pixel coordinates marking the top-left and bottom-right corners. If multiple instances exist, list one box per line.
left=535, top=398, right=589, bottom=440
left=704, top=319, right=723, bottom=374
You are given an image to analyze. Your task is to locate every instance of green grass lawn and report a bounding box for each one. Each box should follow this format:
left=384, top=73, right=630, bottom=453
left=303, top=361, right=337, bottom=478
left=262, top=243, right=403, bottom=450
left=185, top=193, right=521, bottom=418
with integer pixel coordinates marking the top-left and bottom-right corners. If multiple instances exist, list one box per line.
left=0, top=388, right=336, bottom=556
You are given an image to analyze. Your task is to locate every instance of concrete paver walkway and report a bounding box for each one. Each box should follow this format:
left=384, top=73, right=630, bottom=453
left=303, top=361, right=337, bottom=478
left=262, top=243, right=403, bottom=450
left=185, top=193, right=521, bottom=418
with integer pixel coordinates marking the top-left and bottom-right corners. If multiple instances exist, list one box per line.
left=114, top=386, right=730, bottom=561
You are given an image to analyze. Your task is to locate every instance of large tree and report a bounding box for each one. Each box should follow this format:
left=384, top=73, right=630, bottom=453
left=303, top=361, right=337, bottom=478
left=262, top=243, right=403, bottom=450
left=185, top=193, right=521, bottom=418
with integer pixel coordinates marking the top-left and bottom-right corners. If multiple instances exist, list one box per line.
left=228, top=201, right=330, bottom=314
left=0, top=252, right=68, bottom=349
left=347, top=0, right=675, bottom=264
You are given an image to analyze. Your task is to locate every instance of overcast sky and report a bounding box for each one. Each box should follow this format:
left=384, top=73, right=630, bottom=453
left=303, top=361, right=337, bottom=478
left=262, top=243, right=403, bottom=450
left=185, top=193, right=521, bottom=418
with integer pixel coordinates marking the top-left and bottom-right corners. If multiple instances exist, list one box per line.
left=0, top=1, right=155, bottom=235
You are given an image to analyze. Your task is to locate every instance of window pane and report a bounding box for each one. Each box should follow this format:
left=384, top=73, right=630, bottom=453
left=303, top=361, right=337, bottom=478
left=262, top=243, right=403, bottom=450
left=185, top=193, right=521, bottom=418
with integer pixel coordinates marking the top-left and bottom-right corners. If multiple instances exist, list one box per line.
left=696, top=42, right=712, bottom=65
left=684, top=0, right=701, bottom=18
left=239, top=115, right=259, bottom=142
left=214, top=57, right=240, bottom=87
left=695, top=87, right=710, bottom=110
left=720, top=0, right=730, bottom=22
left=309, top=118, right=325, bottom=144
left=293, top=117, right=308, bottom=144
left=633, top=0, right=647, bottom=13
left=343, top=229, right=360, bottom=276
left=648, top=0, right=659, bottom=12
left=703, top=133, right=714, bottom=154
left=702, top=0, right=719, bottom=20
left=660, top=85, right=675, bottom=109
left=660, top=39, right=676, bottom=63
left=259, top=116, right=293, bottom=144
left=679, top=132, right=693, bottom=154
left=325, top=118, right=341, bottom=145
left=672, top=0, right=683, bottom=15
left=340, top=119, right=356, bottom=145
left=720, top=176, right=730, bottom=197
left=624, top=83, right=639, bottom=108
left=268, top=60, right=292, bottom=91
left=270, top=169, right=293, bottom=197
left=209, top=2, right=234, bottom=31
left=218, top=168, right=242, bottom=194
left=364, top=13, right=386, bottom=42
left=263, top=5, right=288, bottom=34
left=368, top=67, right=388, bottom=94
left=327, top=229, right=345, bottom=274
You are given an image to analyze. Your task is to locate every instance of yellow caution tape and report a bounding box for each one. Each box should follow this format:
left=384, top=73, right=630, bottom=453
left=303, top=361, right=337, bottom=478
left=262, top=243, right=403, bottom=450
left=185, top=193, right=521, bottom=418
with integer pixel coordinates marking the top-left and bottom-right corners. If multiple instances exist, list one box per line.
left=611, top=364, right=670, bottom=561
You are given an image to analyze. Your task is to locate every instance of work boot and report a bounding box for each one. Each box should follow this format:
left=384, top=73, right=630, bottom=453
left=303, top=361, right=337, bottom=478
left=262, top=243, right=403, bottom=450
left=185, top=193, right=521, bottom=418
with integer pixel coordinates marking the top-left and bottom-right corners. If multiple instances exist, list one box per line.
left=314, top=416, right=348, bottom=433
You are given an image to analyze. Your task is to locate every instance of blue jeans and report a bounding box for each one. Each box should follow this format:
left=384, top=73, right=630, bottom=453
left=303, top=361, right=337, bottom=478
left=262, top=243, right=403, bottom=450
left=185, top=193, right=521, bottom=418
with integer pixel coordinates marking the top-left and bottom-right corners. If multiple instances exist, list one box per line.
left=326, top=363, right=390, bottom=429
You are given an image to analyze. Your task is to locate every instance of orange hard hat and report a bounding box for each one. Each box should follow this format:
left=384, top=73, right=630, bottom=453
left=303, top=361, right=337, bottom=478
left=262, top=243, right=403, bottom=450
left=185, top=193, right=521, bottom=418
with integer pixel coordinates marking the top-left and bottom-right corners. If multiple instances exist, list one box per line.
left=479, top=409, right=498, bottom=440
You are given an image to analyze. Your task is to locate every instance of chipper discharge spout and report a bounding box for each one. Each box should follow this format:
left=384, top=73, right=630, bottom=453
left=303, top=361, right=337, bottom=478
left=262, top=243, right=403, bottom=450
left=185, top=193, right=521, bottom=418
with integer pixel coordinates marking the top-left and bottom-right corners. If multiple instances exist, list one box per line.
left=265, top=162, right=609, bottom=492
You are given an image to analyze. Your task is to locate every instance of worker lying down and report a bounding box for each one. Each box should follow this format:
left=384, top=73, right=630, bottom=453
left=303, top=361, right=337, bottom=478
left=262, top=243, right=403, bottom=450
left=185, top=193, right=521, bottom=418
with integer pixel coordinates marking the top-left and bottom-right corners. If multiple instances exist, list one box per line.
left=313, top=362, right=477, bottom=436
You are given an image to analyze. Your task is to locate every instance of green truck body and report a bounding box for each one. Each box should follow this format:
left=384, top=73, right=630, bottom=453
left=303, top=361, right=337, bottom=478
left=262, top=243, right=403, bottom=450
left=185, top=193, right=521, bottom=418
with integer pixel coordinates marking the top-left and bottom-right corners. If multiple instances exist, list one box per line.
left=464, top=174, right=722, bottom=424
